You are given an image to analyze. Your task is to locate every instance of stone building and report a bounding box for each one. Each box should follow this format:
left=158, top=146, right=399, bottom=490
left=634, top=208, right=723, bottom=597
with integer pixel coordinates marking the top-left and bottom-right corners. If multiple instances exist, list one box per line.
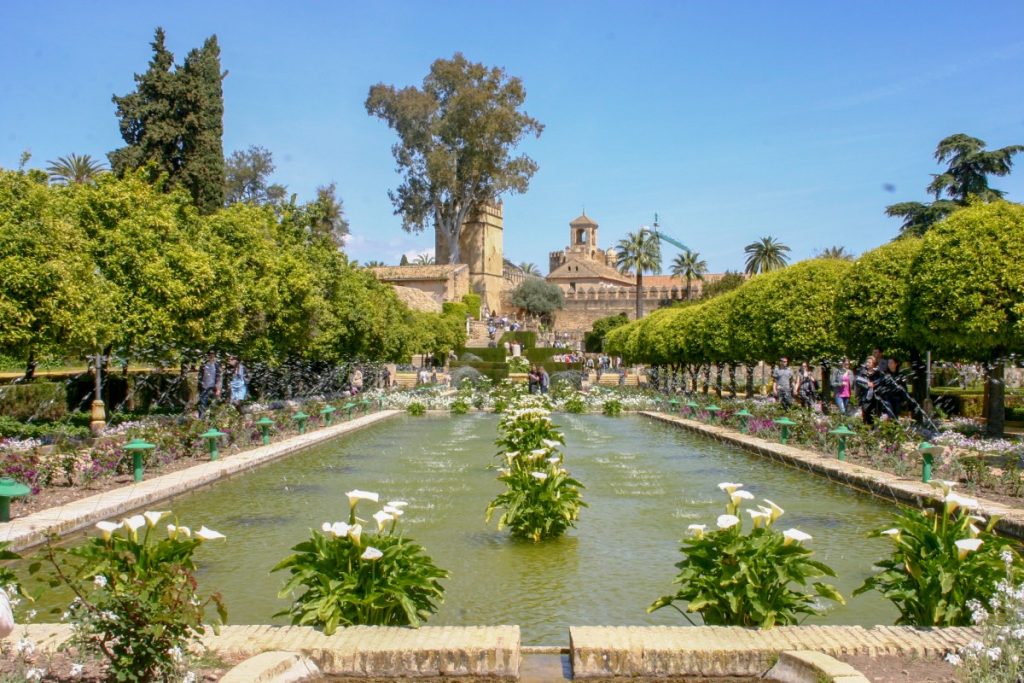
left=435, top=204, right=505, bottom=314
left=368, top=264, right=470, bottom=306
left=547, top=214, right=633, bottom=291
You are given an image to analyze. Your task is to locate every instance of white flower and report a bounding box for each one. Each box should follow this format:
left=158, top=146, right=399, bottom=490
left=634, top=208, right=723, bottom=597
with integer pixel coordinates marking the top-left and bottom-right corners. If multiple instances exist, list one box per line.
left=761, top=499, right=784, bottom=522
left=167, top=645, right=185, bottom=663
left=718, top=482, right=743, bottom=494
left=167, top=524, right=191, bottom=539
left=928, top=479, right=957, bottom=496
left=182, top=670, right=197, bottom=683
left=16, top=637, right=35, bottom=655
left=361, top=546, right=383, bottom=561
left=717, top=514, right=740, bottom=530
left=348, top=524, right=362, bottom=545
left=747, top=509, right=770, bottom=529
left=121, top=514, right=146, bottom=538
left=93, top=575, right=108, bottom=589
left=143, top=510, right=169, bottom=528
left=70, top=663, right=85, bottom=678
left=530, top=448, right=547, bottom=457
left=24, top=668, right=45, bottom=682
left=541, top=439, right=561, bottom=449
left=880, top=528, right=902, bottom=540
left=945, top=653, right=962, bottom=666
left=687, top=524, right=707, bottom=539
left=373, top=510, right=394, bottom=530
left=955, top=538, right=983, bottom=560
left=783, top=528, right=812, bottom=545
left=945, top=492, right=979, bottom=513
left=195, top=526, right=226, bottom=541
left=730, top=490, right=755, bottom=508
left=383, top=505, right=404, bottom=517
left=386, top=501, right=408, bottom=509
left=95, top=520, right=120, bottom=541
left=547, top=456, right=560, bottom=464
left=0, top=589, right=14, bottom=639
left=322, top=522, right=350, bottom=538
left=530, top=471, right=549, bottom=481
left=346, top=489, right=380, bottom=509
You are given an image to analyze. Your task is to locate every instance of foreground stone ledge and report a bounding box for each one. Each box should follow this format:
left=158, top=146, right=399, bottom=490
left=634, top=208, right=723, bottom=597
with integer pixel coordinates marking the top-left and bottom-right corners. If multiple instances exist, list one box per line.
left=5, top=624, right=521, bottom=680
left=642, top=411, right=1024, bottom=540
left=569, top=625, right=978, bottom=678
left=0, top=411, right=401, bottom=552
left=766, top=651, right=869, bottom=683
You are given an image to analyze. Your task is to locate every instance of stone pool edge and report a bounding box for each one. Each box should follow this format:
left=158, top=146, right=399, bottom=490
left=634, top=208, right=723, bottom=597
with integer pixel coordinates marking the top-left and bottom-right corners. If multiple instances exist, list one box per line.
left=641, top=411, right=1024, bottom=540
left=0, top=410, right=402, bottom=552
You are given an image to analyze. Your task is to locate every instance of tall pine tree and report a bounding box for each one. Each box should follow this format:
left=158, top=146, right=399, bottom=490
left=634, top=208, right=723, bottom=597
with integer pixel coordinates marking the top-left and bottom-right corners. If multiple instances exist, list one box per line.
left=109, top=28, right=225, bottom=213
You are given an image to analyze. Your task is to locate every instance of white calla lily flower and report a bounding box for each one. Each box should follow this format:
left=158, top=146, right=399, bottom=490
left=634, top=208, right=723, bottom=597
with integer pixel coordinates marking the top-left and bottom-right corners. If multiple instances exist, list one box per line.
left=762, top=499, right=784, bottom=522
left=373, top=510, right=394, bottom=531
left=195, top=526, right=226, bottom=541
left=96, top=521, right=120, bottom=541
left=386, top=501, right=408, bottom=509
left=717, top=514, right=740, bottom=530
left=166, top=524, right=191, bottom=539
left=880, top=528, right=901, bottom=540
left=346, top=489, right=380, bottom=509
left=348, top=524, right=362, bottom=545
left=783, top=528, right=812, bottom=546
left=945, top=492, right=979, bottom=514
left=955, top=538, right=983, bottom=560
left=928, top=479, right=957, bottom=496
left=321, top=522, right=333, bottom=533
left=747, top=510, right=770, bottom=529
left=142, top=511, right=169, bottom=528
left=969, top=524, right=981, bottom=538
left=361, top=546, right=383, bottom=561
left=531, top=471, right=549, bottom=481
left=687, top=524, right=707, bottom=539
left=718, top=482, right=743, bottom=494
left=121, top=515, right=146, bottom=538
left=383, top=505, right=404, bottom=517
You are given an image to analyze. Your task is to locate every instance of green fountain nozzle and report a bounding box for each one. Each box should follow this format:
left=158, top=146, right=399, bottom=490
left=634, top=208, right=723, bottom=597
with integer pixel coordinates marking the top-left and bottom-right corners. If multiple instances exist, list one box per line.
left=667, top=398, right=680, bottom=413
left=773, top=417, right=797, bottom=444
left=343, top=401, right=356, bottom=420
left=685, top=400, right=699, bottom=417
left=199, top=428, right=227, bottom=461
left=735, top=408, right=752, bottom=433
left=0, top=477, right=31, bottom=522
left=829, top=424, right=857, bottom=461
left=293, top=411, right=310, bottom=434
left=320, top=405, right=337, bottom=425
left=256, top=416, right=275, bottom=445
left=917, top=441, right=944, bottom=483
left=124, top=438, right=156, bottom=482
left=705, top=404, right=721, bottom=423
left=360, top=399, right=371, bottom=414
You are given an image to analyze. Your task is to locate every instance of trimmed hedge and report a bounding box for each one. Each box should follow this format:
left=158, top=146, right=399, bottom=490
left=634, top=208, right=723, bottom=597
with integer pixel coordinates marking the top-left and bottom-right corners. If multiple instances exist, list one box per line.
left=0, top=381, right=68, bottom=421
left=498, top=331, right=537, bottom=349
left=462, top=293, right=481, bottom=319
left=931, top=390, right=1024, bottom=418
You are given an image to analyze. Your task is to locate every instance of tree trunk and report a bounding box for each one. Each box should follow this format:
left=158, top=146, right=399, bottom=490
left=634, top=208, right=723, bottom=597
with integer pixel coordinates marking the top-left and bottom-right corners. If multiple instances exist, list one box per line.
left=635, top=272, right=644, bottom=319
left=729, top=362, right=738, bottom=397
left=820, top=360, right=832, bottom=413
left=985, top=355, right=1005, bottom=438
left=702, top=364, right=710, bottom=395
left=715, top=364, right=723, bottom=398
left=745, top=362, right=755, bottom=398
left=24, top=349, right=36, bottom=382
left=685, top=276, right=691, bottom=301
left=909, top=348, right=928, bottom=408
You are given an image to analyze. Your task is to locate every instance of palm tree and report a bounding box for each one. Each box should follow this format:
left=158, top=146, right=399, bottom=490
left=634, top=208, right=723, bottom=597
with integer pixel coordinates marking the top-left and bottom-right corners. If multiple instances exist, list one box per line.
left=744, top=236, right=790, bottom=275
left=46, top=153, right=107, bottom=184
left=363, top=260, right=387, bottom=268
left=887, top=133, right=1023, bottom=237
left=817, top=246, right=854, bottom=261
left=413, top=253, right=435, bottom=265
left=615, top=230, right=662, bottom=319
left=519, top=262, right=541, bottom=276
left=670, top=250, right=708, bottom=300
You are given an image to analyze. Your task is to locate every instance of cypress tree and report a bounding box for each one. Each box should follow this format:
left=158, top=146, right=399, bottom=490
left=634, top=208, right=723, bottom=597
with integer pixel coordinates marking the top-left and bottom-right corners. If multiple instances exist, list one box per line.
left=179, top=36, right=225, bottom=213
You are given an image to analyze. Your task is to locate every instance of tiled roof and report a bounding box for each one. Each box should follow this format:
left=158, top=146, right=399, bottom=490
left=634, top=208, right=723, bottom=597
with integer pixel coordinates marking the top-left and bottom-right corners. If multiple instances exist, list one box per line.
left=368, top=264, right=467, bottom=281
left=547, top=258, right=634, bottom=285
left=570, top=213, right=598, bottom=227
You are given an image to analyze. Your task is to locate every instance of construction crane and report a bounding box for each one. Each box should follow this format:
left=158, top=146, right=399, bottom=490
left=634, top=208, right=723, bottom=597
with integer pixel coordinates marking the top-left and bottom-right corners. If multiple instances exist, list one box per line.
left=640, top=213, right=692, bottom=254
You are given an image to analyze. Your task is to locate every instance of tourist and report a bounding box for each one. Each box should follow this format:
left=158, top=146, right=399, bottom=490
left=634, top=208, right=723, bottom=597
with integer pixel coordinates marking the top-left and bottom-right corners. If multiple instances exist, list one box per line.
left=796, top=362, right=818, bottom=409
left=876, top=358, right=905, bottom=420
left=351, top=367, right=364, bottom=395
left=856, top=356, right=882, bottom=425
left=540, top=366, right=550, bottom=394
left=227, top=355, right=248, bottom=408
left=382, top=366, right=391, bottom=389
left=197, top=351, right=222, bottom=418
left=831, top=358, right=854, bottom=415
left=772, top=357, right=794, bottom=410
left=528, top=366, right=539, bottom=394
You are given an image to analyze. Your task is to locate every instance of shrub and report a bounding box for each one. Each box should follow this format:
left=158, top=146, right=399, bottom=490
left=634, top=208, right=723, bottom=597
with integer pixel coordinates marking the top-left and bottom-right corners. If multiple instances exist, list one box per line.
left=461, top=292, right=481, bottom=319
left=563, top=394, right=586, bottom=414
left=459, top=351, right=483, bottom=362
left=485, top=398, right=586, bottom=542
left=549, top=371, right=583, bottom=394
left=946, top=562, right=1024, bottom=681
left=273, top=492, right=447, bottom=631
left=37, top=512, right=226, bottom=682
left=602, top=398, right=623, bottom=416
left=449, top=365, right=482, bottom=388
left=407, top=402, right=426, bottom=416
left=649, top=483, right=843, bottom=627
left=0, top=382, right=67, bottom=421
left=855, top=480, right=1023, bottom=626
left=507, top=356, right=530, bottom=373
left=450, top=399, right=469, bottom=415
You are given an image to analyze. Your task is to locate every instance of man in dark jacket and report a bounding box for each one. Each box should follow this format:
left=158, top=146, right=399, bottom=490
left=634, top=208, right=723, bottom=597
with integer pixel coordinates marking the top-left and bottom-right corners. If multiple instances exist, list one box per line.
left=197, top=351, right=222, bottom=417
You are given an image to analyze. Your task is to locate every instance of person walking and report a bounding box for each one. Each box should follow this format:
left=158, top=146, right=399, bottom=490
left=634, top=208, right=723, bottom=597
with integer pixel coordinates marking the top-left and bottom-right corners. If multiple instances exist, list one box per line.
left=351, top=367, right=364, bottom=395
left=856, top=356, right=882, bottom=425
left=876, top=358, right=905, bottom=420
left=539, top=366, right=550, bottom=395
left=227, top=355, right=248, bottom=408
left=772, top=357, right=794, bottom=410
left=831, top=358, right=854, bottom=415
left=796, top=362, right=818, bottom=409
left=197, top=351, right=222, bottom=418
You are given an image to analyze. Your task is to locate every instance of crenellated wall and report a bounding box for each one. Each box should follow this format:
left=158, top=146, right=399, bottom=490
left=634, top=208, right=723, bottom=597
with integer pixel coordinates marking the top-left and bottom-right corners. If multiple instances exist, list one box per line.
left=551, top=284, right=687, bottom=332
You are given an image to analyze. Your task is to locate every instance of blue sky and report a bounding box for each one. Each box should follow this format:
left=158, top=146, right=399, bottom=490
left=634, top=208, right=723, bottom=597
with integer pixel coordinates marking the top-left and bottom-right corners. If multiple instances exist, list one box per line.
left=2, top=1, right=1023, bottom=272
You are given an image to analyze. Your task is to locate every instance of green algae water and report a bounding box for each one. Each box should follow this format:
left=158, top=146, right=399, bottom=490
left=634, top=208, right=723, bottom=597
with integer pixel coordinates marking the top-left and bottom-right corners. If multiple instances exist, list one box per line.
left=31, top=414, right=900, bottom=644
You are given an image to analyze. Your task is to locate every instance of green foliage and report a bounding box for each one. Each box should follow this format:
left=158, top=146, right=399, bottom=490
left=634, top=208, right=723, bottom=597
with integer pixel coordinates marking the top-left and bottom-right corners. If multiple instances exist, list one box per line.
left=37, top=513, right=227, bottom=682
left=0, top=541, right=21, bottom=595
left=584, top=313, right=630, bottom=353
left=563, top=393, right=586, bottom=414
left=366, top=53, right=543, bottom=263
left=110, top=28, right=225, bottom=213
left=507, top=356, right=530, bottom=373
left=616, top=229, right=662, bottom=318
left=649, top=485, right=843, bottom=627
left=743, top=236, right=790, bottom=274
left=510, top=279, right=565, bottom=317
left=948, top=565, right=1024, bottom=682
left=486, top=397, right=586, bottom=542
left=407, top=401, right=426, bottom=416
left=498, top=330, right=538, bottom=349
left=854, top=481, right=1023, bottom=626
left=602, top=398, right=622, bottom=416
left=450, top=399, right=469, bottom=414
left=224, top=145, right=287, bottom=206
left=461, top=292, right=481, bottom=319
left=273, top=495, right=447, bottom=631
left=670, top=249, right=707, bottom=300
left=46, top=153, right=107, bottom=185
left=700, top=270, right=745, bottom=300
left=0, top=382, right=67, bottom=421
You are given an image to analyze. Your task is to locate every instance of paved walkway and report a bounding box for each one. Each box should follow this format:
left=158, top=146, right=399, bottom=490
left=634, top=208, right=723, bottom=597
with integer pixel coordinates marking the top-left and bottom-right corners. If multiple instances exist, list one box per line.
left=642, top=411, right=1024, bottom=539
left=0, top=410, right=400, bottom=552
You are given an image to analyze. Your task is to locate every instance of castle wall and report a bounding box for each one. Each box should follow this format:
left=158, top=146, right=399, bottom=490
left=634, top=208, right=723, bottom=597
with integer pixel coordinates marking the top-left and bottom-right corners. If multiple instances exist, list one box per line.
left=551, top=285, right=687, bottom=332
left=436, top=204, right=505, bottom=313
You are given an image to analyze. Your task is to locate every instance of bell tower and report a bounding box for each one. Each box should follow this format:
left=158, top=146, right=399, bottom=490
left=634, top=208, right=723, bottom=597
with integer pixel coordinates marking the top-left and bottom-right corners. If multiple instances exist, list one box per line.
left=435, top=203, right=504, bottom=313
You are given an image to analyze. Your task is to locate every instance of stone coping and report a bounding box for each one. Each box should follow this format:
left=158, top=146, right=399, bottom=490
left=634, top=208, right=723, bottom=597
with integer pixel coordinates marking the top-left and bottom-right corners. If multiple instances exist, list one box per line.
left=6, top=624, right=971, bottom=680
left=642, top=411, right=1024, bottom=540
left=766, top=650, right=870, bottom=683
left=0, top=410, right=401, bottom=552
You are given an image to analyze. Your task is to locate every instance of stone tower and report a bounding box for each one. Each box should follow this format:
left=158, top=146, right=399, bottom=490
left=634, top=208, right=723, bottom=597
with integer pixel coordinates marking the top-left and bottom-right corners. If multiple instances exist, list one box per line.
left=435, top=203, right=504, bottom=313
left=549, top=213, right=617, bottom=272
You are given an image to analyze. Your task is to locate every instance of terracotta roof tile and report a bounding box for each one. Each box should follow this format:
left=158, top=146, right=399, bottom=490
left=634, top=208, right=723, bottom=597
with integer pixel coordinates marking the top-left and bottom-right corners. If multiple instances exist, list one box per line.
left=368, top=264, right=467, bottom=281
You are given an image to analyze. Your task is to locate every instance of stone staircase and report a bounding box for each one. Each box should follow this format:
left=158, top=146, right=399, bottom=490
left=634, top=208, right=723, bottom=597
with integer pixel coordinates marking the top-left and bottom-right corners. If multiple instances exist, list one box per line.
left=465, top=320, right=494, bottom=348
